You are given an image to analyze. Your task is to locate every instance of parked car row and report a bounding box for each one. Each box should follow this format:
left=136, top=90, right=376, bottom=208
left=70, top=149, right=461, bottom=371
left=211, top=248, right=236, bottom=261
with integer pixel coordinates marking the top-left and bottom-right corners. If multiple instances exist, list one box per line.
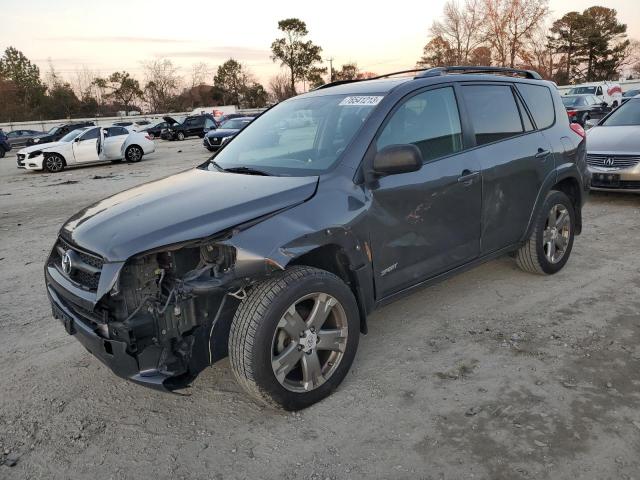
left=16, top=126, right=155, bottom=172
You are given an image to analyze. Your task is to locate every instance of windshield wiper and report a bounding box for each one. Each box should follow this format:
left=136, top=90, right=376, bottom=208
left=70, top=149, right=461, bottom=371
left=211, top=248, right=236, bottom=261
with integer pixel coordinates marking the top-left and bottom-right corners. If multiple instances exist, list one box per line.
left=221, top=166, right=272, bottom=176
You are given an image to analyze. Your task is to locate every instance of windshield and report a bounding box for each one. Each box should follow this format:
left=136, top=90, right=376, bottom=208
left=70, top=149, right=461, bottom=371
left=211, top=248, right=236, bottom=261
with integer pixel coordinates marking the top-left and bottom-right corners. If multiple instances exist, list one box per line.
left=569, top=87, right=596, bottom=95
left=60, top=128, right=87, bottom=142
left=208, top=94, right=381, bottom=176
left=599, top=99, right=640, bottom=126
left=562, top=96, right=585, bottom=107
left=222, top=119, right=251, bottom=129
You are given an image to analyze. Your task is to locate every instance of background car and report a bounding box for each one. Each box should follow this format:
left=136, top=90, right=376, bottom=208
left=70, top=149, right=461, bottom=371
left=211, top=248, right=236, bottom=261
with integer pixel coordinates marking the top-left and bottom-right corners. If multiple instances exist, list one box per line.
left=621, top=89, right=640, bottom=104
left=27, top=121, right=95, bottom=146
left=5, top=129, right=44, bottom=148
left=562, top=94, right=609, bottom=126
left=161, top=114, right=217, bottom=140
left=586, top=97, right=640, bottom=192
left=17, top=126, right=155, bottom=172
left=203, top=117, right=253, bottom=151
left=140, top=121, right=170, bottom=139
left=216, top=112, right=260, bottom=124
left=566, top=81, right=622, bottom=107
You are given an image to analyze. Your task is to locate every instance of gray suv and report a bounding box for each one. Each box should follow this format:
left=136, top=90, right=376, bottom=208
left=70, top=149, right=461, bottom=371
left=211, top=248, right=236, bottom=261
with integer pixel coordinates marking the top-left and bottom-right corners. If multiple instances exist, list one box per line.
left=45, top=66, right=589, bottom=410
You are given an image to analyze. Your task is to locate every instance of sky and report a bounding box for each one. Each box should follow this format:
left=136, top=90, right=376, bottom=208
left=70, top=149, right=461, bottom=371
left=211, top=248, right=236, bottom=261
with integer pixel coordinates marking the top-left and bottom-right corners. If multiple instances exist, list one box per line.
left=1, top=0, right=639, bottom=88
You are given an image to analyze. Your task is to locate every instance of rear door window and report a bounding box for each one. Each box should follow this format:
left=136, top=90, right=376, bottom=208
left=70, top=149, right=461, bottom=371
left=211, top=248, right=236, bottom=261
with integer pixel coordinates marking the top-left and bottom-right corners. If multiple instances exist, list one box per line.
left=516, top=84, right=555, bottom=130
left=461, top=85, right=524, bottom=146
left=377, top=86, right=463, bottom=162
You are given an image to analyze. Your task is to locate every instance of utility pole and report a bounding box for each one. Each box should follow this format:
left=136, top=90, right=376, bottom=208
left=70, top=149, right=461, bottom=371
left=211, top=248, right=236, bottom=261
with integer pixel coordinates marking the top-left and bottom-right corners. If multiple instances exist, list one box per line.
left=327, top=57, right=334, bottom=83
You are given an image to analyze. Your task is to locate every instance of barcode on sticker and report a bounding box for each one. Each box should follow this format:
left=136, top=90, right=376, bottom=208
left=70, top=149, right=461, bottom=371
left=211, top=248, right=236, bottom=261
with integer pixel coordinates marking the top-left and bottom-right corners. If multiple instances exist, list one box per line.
left=339, top=96, right=384, bottom=106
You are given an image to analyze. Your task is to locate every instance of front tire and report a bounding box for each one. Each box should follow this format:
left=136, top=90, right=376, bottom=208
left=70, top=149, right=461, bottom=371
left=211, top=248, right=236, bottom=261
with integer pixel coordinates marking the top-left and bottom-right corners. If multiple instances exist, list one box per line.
left=516, top=190, right=575, bottom=275
left=43, top=153, right=66, bottom=173
left=229, top=266, right=360, bottom=410
left=0, top=148, right=5, bottom=159
left=125, top=145, right=143, bottom=162
left=176, top=132, right=185, bottom=141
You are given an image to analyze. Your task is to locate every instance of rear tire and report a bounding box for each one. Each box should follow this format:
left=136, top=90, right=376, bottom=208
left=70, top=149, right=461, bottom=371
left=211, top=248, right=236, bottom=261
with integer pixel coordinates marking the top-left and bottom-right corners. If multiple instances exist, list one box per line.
left=516, top=190, right=575, bottom=275
left=0, top=148, right=5, bottom=159
left=229, top=266, right=360, bottom=410
left=43, top=153, right=66, bottom=173
left=125, top=145, right=143, bottom=163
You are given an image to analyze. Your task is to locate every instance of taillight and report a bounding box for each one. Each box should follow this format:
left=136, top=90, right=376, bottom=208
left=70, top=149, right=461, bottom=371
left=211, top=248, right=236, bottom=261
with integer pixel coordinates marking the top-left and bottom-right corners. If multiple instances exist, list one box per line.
left=570, top=123, right=585, bottom=138
left=566, top=109, right=577, bottom=118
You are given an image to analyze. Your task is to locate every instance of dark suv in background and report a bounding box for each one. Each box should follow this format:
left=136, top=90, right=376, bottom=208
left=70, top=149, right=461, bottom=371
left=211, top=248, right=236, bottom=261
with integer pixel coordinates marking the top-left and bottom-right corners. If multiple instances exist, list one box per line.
left=27, top=121, right=95, bottom=146
left=45, top=66, right=588, bottom=410
left=161, top=114, right=217, bottom=140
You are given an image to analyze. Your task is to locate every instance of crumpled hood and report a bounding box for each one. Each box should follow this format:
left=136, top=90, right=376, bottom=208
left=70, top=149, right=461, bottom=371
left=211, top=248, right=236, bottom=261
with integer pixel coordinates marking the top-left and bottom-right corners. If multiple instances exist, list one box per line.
left=61, top=168, right=319, bottom=262
left=587, top=125, right=640, bottom=154
left=18, top=141, right=67, bottom=154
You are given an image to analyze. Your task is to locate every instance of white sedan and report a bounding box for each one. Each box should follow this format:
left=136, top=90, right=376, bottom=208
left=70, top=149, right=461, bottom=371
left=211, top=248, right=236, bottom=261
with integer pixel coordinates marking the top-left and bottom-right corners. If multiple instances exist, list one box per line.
left=16, top=126, right=155, bottom=172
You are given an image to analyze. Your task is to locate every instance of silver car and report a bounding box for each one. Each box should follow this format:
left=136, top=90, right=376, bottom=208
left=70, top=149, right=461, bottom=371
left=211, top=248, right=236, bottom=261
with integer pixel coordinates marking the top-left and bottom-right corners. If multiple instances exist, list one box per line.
left=586, top=96, right=640, bottom=192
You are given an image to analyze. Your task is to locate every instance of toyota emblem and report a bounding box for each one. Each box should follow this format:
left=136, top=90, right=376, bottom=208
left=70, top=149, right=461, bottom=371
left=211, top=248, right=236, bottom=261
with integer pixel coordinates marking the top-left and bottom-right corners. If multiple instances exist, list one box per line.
left=604, top=157, right=615, bottom=167
left=61, top=251, right=72, bottom=275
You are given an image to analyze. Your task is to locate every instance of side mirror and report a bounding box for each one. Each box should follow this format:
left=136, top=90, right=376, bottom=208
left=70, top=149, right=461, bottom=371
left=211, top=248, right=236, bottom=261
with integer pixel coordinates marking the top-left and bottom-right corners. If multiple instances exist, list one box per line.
left=74, top=137, right=81, bottom=142
left=585, top=118, right=599, bottom=130
left=373, top=144, right=423, bottom=176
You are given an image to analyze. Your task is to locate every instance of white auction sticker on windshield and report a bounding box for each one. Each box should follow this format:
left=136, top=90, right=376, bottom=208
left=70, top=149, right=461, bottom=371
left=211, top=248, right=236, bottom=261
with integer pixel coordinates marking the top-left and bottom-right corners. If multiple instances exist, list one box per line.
left=339, top=96, right=384, bottom=106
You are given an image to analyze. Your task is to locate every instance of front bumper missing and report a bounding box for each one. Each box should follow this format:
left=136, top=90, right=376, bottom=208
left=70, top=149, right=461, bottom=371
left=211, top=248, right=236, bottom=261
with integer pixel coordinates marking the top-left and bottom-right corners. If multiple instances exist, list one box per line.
left=47, top=284, right=187, bottom=392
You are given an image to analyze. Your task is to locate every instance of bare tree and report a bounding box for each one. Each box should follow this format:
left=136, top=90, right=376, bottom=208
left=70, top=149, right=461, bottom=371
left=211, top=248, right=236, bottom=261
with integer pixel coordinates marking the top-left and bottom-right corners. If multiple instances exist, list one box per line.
left=72, top=65, right=98, bottom=100
left=431, top=0, right=486, bottom=64
left=190, top=62, right=212, bottom=88
left=483, top=0, right=549, bottom=67
left=269, top=73, right=295, bottom=102
left=143, top=59, right=182, bottom=112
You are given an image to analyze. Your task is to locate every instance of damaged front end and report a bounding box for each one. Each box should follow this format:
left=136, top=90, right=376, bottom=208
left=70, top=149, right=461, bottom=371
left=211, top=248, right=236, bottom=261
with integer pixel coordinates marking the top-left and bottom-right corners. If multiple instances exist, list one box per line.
left=46, top=234, right=277, bottom=391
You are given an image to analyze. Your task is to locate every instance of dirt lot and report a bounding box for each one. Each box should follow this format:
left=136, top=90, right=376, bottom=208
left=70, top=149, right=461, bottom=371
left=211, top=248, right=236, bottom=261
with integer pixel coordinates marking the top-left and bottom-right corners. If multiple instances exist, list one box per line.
left=1, top=140, right=639, bottom=480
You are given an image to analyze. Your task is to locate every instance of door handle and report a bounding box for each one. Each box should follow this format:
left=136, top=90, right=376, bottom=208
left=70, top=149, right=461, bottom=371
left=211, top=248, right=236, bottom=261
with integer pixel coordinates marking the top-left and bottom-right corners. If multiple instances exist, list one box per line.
left=535, top=148, right=551, bottom=158
left=457, top=170, right=480, bottom=186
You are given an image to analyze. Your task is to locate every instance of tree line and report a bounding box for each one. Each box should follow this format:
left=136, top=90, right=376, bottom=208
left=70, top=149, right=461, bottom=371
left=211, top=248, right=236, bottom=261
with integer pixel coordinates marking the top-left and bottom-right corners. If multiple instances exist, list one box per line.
left=2, top=6, right=639, bottom=123
left=417, top=0, right=639, bottom=85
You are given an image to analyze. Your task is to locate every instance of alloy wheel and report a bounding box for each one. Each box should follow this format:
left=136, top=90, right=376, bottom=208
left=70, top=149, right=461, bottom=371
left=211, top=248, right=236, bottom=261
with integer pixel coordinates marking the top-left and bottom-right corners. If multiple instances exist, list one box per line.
left=127, top=147, right=142, bottom=162
left=543, top=204, right=571, bottom=264
left=45, top=155, right=64, bottom=172
left=271, top=292, right=348, bottom=393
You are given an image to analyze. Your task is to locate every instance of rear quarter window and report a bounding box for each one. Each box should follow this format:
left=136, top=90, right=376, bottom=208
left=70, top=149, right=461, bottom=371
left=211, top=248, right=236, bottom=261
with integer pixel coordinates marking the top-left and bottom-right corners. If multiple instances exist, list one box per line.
left=461, top=85, right=524, bottom=146
left=516, top=84, right=556, bottom=129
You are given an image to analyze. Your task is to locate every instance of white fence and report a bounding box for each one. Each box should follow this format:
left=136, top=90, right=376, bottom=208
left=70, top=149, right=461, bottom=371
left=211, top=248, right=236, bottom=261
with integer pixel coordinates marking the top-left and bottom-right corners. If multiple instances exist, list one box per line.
left=0, top=108, right=266, bottom=133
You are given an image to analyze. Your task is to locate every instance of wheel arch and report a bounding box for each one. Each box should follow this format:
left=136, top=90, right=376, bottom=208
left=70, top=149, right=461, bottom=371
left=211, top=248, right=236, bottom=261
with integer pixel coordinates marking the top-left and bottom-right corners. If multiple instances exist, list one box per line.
left=43, top=151, right=68, bottom=170
left=287, top=243, right=374, bottom=334
left=125, top=144, right=143, bottom=160
left=552, top=175, right=582, bottom=234
left=523, top=168, right=584, bottom=242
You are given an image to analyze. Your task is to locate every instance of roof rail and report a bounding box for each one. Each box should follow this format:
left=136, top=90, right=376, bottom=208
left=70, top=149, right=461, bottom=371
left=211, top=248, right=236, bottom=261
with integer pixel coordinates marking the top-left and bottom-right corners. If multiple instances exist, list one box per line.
left=416, top=66, right=543, bottom=80
left=312, top=66, right=543, bottom=91
left=313, top=69, right=427, bottom=91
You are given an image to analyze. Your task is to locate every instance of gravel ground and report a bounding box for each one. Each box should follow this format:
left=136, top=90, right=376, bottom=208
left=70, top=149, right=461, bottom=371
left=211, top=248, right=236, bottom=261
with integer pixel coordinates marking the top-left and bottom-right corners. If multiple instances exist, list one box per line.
left=1, top=140, right=639, bottom=480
